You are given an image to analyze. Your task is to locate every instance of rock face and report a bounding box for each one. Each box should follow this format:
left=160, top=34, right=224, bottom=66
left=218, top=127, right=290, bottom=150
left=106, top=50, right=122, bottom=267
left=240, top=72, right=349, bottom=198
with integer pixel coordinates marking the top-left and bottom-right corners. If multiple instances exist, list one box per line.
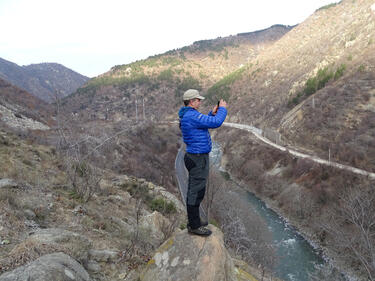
left=0, top=104, right=50, bottom=131
left=140, top=225, right=237, bottom=281
left=0, top=252, right=91, bottom=281
left=0, top=178, right=18, bottom=189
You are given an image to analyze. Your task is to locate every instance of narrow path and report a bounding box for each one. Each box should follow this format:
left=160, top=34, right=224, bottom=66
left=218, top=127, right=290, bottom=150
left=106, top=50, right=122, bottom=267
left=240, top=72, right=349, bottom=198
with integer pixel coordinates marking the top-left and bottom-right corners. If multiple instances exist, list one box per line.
left=223, top=122, right=375, bottom=180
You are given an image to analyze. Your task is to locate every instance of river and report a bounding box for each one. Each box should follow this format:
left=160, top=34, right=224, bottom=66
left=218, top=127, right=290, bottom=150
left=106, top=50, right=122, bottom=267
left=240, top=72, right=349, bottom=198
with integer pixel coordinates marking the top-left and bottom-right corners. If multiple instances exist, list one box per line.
left=210, top=142, right=324, bottom=281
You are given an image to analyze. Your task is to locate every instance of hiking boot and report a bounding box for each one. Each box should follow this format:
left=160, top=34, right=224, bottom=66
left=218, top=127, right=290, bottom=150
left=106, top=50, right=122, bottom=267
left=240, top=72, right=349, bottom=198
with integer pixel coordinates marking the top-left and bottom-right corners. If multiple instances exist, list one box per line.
left=186, top=219, right=208, bottom=233
left=188, top=226, right=212, bottom=236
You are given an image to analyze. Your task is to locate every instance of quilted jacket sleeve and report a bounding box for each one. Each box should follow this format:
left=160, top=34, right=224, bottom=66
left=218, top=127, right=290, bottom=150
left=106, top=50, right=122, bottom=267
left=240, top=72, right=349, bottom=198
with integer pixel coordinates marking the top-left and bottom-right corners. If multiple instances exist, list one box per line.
left=191, top=107, right=227, bottom=129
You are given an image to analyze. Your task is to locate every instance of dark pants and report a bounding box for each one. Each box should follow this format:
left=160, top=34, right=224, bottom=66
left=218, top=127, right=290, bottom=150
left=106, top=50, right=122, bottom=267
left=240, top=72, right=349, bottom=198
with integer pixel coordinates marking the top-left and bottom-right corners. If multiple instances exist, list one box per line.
left=184, top=152, right=209, bottom=229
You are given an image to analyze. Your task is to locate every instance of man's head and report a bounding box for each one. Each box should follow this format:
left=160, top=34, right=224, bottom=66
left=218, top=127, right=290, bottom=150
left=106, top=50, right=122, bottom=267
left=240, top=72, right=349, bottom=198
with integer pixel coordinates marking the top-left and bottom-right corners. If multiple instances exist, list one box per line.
left=183, top=89, right=205, bottom=109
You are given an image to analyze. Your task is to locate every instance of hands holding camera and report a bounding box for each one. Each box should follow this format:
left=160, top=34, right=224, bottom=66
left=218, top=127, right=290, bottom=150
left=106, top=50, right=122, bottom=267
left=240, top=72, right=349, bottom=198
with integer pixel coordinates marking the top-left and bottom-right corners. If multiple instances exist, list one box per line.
left=213, top=99, right=228, bottom=115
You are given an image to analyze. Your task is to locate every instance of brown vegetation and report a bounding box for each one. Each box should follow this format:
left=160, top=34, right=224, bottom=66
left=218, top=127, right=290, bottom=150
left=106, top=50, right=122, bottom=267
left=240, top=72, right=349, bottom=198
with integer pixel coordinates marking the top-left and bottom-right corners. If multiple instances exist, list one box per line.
left=216, top=126, right=375, bottom=280
left=0, top=78, right=54, bottom=126
left=0, top=128, right=183, bottom=278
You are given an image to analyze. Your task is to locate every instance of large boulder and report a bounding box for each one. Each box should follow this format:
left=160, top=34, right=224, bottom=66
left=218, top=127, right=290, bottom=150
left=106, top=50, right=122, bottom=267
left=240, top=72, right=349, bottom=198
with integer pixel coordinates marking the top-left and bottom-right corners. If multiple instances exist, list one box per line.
left=140, top=211, right=170, bottom=247
left=140, top=225, right=237, bottom=281
left=0, top=252, right=91, bottom=281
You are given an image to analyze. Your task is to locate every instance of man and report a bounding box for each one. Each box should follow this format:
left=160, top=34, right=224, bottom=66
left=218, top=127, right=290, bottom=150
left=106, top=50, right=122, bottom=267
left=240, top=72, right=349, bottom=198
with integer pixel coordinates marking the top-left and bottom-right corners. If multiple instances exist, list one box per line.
left=178, top=89, right=228, bottom=236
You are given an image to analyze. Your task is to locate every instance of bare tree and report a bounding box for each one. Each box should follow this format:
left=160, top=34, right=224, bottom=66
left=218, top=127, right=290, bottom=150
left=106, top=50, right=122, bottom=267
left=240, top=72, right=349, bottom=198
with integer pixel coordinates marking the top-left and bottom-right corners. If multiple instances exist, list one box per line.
left=120, top=199, right=153, bottom=262
left=322, top=183, right=375, bottom=280
left=52, top=93, right=105, bottom=202
left=309, top=264, right=347, bottom=281
left=213, top=189, right=277, bottom=280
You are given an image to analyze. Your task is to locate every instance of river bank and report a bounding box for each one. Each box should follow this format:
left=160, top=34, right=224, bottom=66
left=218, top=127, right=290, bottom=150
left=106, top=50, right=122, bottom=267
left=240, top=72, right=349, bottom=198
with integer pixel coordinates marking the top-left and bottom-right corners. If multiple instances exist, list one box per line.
left=223, top=169, right=359, bottom=281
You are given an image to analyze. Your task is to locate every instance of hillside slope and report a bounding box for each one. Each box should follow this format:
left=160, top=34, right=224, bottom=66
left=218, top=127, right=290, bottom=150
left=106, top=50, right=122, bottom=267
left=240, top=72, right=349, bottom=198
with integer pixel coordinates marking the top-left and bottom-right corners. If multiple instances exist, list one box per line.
left=61, top=25, right=292, bottom=123
left=0, top=78, right=53, bottom=131
left=215, top=0, right=375, bottom=171
left=0, top=58, right=89, bottom=103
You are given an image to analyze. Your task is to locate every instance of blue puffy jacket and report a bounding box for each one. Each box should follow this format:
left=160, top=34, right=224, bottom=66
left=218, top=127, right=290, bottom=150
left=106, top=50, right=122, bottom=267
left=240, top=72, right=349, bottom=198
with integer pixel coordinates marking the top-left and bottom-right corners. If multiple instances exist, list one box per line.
left=178, top=106, right=227, bottom=154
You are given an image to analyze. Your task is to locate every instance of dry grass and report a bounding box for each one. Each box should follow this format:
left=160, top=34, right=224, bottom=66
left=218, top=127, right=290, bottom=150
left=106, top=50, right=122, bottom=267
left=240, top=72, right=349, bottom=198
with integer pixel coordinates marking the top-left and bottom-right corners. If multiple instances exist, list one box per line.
left=0, top=130, right=65, bottom=187
left=0, top=240, right=71, bottom=274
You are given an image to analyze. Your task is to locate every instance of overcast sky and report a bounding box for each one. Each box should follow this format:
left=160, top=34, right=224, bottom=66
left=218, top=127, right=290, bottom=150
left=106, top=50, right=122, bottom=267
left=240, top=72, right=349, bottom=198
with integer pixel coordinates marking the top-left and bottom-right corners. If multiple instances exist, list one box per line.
left=0, top=0, right=337, bottom=77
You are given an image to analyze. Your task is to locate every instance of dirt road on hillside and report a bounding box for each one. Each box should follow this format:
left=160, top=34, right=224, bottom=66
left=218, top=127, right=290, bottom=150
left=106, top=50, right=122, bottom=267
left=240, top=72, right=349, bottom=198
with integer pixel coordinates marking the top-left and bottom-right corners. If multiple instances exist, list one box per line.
left=223, top=122, right=375, bottom=180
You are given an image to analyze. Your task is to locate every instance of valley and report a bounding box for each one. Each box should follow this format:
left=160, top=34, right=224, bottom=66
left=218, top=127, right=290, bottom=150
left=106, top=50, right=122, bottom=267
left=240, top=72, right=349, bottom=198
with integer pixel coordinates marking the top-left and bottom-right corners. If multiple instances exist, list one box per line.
left=1, top=0, right=375, bottom=280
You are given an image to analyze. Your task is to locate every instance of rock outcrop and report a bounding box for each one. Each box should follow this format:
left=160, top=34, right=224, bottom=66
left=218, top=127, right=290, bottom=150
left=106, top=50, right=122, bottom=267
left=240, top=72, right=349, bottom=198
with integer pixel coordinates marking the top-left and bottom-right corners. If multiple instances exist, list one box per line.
left=0, top=252, right=91, bottom=281
left=140, top=225, right=239, bottom=281
left=0, top=178, right=18, bottom=189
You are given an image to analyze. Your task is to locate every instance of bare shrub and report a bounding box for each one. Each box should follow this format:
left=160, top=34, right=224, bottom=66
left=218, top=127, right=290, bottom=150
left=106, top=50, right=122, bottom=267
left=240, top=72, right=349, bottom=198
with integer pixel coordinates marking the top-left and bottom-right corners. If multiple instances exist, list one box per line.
left=322, top=182, right=375, bottom=280
left=242, top=159, right=264, bottom=183
left=0, top=189, right=19, bottom=209
left=64, top=158, right=101, bottom=202
left=53, top=95, right=110, bottom=202
left=213, top=189, right=277, bottom=279
left=292, top=158, right=314, bottom=178
left=160, top=215, right=180, bottom=241
left=119, top=199, right=154, bottom=266
left=261, top=176, right=286, bottom=199
left=309, top=264, right=348, bottom=281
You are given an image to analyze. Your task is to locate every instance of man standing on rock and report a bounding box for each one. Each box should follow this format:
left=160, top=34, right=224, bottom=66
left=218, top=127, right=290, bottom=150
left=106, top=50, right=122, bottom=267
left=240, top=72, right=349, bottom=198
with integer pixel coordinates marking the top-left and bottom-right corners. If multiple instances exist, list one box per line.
left=178, top=89, right=227, bottom=236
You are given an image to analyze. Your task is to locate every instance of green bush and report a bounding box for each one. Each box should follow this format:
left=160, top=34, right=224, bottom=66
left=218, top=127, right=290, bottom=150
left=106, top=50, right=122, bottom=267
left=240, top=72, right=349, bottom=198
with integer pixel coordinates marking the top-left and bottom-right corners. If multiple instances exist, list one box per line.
left=161, top=56, right=182, bottom=67
left=175, top=75, right=201, bottom=98
left=120, top=182, right=153, bottom=203
left=334, top=64, right=346, bottom=79
left=191, top=39, right=234, bottom=53
left=223, top=49, right=229, bottom=60
left=157, top=68, right=174, bottom=82
left=288, top=65, right=345, bottom=107
left=206, top=66, right=246, bottom=101
left=73, top=161, right=91, bottom=177
left=304, top=77, right=318, bottom=96
left=199, top=72, right=208, bottom=79
left=316, top=68, right=333, bottom=90
left=287, top=95, right=301, bottom=107
left=150, top=197, right=176, bottom=215
left=316, top=2, right=340, bottom=11
left=358, top=65, right=365, bottom=73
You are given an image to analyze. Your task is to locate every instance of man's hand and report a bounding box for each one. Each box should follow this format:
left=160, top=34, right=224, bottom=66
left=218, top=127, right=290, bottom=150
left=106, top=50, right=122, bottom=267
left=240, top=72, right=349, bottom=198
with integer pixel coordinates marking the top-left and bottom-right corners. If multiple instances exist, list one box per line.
left=212, top=99, right=228, bottom=115
left=219, top=99, right=228, bottom=108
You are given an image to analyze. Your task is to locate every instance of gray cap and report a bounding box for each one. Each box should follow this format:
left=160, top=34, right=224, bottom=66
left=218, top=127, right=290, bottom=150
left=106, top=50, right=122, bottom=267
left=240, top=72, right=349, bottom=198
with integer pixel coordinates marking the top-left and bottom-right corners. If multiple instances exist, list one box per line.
left=183, top=89, right=205, bottom=101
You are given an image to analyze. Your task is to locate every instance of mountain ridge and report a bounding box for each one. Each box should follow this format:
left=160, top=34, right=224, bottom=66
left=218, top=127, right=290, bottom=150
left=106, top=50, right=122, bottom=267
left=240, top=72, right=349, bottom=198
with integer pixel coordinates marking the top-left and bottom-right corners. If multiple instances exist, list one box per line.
left=0, top=58, right=89, bottom=103
left=61, top=24, right=293, bottom=123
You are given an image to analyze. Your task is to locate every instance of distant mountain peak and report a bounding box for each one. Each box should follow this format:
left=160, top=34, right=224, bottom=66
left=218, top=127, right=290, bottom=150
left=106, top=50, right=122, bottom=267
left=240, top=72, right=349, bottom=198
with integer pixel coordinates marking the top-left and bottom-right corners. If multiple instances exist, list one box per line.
left=0, top=58, right=89, bottom=103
